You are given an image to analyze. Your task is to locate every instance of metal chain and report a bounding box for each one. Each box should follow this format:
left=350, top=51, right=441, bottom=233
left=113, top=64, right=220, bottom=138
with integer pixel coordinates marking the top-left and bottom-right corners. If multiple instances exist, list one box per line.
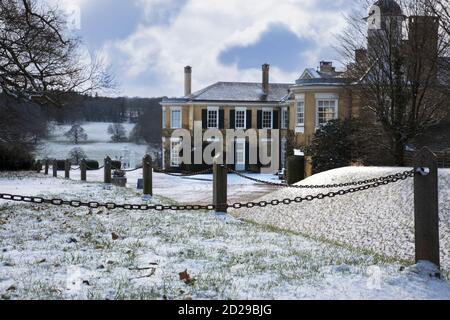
left=228, top=168, right=415, bottom=189
left=154, top=167, right=213, bottom=177
left=0, top=170, right=414, bottom=211
left=227, top=169, right=415, bottom=209
left=85, top=165, right=105, bottom=171
left=122, top=166, right=143, bottom=172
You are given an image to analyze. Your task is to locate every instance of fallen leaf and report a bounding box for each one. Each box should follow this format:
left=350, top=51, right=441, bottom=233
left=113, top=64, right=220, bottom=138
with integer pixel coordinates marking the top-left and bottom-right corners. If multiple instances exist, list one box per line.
left=6, top=286, right=16, bottom=292
left=36, top=259, right=46, bottom=264
left=82, top=280, right=90, bottom=286
left=179, top=270, right=196, bottom=285
left=111, top=233, right=119, bottom=240
left=95, top=245, right=105, bottom=250
left=68, top=237, right=78, bottom=244
left=179, top=269, right=190, bottom=281
left=0, top=220, right=6, bottom=225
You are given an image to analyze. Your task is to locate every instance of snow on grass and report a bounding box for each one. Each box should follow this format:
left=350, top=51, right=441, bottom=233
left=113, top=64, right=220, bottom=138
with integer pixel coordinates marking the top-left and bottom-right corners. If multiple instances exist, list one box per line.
left=36, top=122, right=149, bottom=164
left=232, top=167, right=450, bottom=274
left=1, top=172, right=450, bottom=300
left=62, top=168, right=279, bottom=205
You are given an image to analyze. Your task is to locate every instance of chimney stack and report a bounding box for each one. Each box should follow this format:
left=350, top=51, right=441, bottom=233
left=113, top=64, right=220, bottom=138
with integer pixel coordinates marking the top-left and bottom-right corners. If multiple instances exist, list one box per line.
left=184, top=66, right=192, bottom=96
left=319, top=61, right=335, bottom=73
left=262, top=64, right=270, bottom=95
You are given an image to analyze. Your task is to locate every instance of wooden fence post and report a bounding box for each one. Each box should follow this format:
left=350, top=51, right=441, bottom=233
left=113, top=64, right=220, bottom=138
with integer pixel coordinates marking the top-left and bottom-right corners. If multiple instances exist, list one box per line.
left=80, top=160, right=87, bottom=182
left=414, top=147, right=440, bottom=268
left=213, top=159, right=227, bottom=214
left=44, top=160, right=49, bottom=175
left=52, top=159, right=57, bottom=178
left=104, top=156, right=112, bottom=184
left=143, top=155, right=153, bottom=196
left=65, top=159, right=70, bottom=179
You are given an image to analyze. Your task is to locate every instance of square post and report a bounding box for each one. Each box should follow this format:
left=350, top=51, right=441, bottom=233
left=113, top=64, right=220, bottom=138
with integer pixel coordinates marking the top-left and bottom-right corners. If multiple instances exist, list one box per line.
left=65, top=159, right=70, bottom=179
left=52, top=159, right=57, bottom=178
left=213, top=159, right=227, bottom=214
left=143, top=155, right=153, bottom=196
left=414, top=147, right=440, bottom=268
left=80, top=159, right=87, bottom=182
left=104, top=156, right=112, bottom=184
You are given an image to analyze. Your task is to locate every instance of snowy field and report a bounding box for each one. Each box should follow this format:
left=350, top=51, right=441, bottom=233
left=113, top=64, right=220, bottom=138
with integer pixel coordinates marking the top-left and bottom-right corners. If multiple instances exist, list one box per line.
left=0, top=171, right=450, bottom=300
left=35, top=122, right=150, bottom=165
left=233, top=167, right=450, bottom=273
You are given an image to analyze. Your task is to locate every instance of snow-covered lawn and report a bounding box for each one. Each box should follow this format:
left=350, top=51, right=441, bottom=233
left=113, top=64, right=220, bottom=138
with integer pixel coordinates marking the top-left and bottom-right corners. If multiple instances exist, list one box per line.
left=36, top=122, right=149, bottom=164
left=0, top=172, right=450, bottom=300
left=232, top=167, right=450, bottom=273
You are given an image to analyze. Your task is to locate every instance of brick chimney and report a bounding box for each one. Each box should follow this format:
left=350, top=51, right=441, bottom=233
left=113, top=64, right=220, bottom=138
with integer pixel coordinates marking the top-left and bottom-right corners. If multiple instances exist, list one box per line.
left=319, top=61, right=335, bottom=73
left=262, top=64, right=270, bottom=95
left=184, top=66, right=192, bottom=96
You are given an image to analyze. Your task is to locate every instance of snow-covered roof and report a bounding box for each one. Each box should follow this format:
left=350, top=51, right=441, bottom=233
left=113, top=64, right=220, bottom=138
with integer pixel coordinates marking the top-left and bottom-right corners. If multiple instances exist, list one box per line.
left=163, top=82, right=292, bottom=104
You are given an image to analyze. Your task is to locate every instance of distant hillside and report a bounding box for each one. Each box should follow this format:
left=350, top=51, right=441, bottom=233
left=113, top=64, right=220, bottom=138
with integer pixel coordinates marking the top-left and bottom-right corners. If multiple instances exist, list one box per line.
left=41, top=93, right=163, bottom=124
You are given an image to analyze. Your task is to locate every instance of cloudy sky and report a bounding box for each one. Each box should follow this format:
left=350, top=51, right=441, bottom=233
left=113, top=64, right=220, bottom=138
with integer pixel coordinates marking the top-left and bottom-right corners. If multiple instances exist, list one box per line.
left=54, top=0, right=359, bottom=98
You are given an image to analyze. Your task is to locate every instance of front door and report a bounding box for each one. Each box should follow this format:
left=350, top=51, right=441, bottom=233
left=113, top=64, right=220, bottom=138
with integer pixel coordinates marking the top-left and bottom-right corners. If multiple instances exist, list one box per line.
left=235, top=139, right=246, bottom=171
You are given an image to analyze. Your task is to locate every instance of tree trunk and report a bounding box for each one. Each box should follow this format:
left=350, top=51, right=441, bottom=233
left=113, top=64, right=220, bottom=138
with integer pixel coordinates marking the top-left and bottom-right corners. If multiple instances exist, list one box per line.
left=392, top=136, right=405, bottom=166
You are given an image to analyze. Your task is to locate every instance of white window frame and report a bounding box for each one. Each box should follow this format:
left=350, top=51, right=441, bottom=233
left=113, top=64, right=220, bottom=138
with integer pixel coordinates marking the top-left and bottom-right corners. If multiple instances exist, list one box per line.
left=170, top=138, right=182, bottom=167
left=281, top=107, right=288, bottom=129
left=262, top=108, right=273, bottom=129
left=315, top=93, right=339, bottom=128
left=207, top=107, right=219, bottom=129
left=235, top=107, right=247, bottom=130
left=170, top=107, right=182, bottom=129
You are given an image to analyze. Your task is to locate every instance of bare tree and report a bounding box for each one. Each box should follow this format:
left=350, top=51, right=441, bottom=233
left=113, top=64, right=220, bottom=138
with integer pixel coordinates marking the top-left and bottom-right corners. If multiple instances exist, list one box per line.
left=64, top=124, right=87, bottom=144
left=68, top=147, right=87, bottom=165
left=422, top=0, right=450, bottom=36
left=108, top=123, right=127, bottom=143
left=339, top=0, right=450, bottom=165
left=0, top=0, right=113, bottom=105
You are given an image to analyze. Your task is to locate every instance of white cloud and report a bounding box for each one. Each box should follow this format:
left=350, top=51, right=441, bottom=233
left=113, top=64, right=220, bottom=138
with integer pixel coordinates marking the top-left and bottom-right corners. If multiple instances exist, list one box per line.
left=57, top=0, right=357, bottom=97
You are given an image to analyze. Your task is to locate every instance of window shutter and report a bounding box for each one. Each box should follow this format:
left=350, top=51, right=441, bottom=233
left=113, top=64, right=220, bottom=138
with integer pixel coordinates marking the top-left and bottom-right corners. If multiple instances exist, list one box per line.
left=273, top=110, right=279, bottom=129
left=257, top=110, right=262, bottom=129
left=246, top=110, right=252, bottom=129
left=230, top=110, right=235, bottom=129
left=202, top=110, right=207, bottom=129
left=219, top=110, right=225, bottom=129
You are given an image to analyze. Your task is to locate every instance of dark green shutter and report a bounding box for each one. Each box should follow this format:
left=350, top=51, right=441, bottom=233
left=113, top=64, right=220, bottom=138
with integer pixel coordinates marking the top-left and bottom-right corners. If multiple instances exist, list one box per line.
left=202, top=110, right=207, bottom=129
left=273, top=110, right=279, bottom=129
left=257, top=110, right=262, bottom=129
left=219, top=110, right=225, bottom=129
left=246, top=110, right=252, bottom=129
left=230, top=110, right=235, bottom=129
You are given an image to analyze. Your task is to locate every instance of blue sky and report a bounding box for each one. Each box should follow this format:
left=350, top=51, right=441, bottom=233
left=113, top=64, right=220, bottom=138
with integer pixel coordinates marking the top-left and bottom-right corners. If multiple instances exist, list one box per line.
left=57, top=0, right=358, bottom=97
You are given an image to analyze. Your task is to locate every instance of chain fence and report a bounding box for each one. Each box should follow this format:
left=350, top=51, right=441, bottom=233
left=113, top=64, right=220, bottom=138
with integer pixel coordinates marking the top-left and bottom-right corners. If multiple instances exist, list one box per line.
left=228, top=168, right=415, bottom=189
left=0, top=169, right=414, bottom=211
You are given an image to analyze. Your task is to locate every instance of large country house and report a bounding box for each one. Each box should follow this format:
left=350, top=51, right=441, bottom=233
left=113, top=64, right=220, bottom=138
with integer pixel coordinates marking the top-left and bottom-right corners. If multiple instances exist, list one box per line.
left=160, top=0, right=448, bottom=172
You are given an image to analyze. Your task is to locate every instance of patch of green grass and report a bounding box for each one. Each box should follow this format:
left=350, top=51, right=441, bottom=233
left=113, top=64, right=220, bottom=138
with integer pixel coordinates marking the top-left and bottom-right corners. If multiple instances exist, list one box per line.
left=240, top=218, right=413, bottom=267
